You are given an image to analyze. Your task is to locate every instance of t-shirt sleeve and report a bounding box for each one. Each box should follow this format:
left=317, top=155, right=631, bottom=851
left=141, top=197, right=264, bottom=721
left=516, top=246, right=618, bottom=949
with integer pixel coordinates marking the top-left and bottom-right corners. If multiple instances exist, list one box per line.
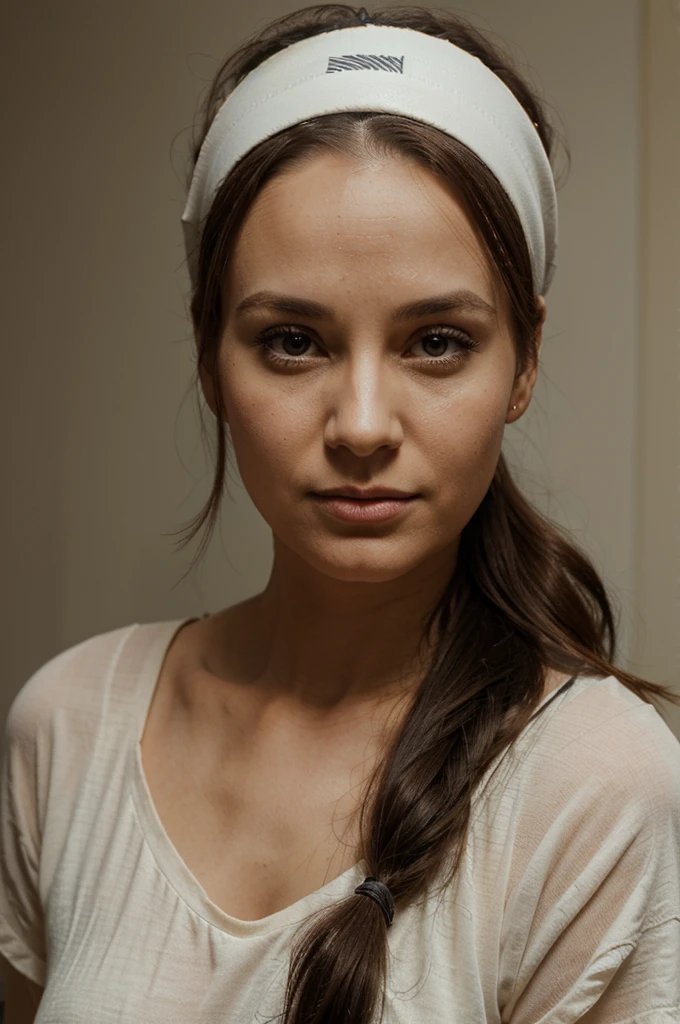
left=0, top=669, right=51, bottom=987
left=499, top=702, right=680, bottom=1023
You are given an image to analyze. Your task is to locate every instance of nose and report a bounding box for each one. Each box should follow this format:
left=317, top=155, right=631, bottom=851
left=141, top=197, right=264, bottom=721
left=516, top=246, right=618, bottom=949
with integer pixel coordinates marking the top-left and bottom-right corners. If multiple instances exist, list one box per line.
left=322, top=352, right=404, bottom=456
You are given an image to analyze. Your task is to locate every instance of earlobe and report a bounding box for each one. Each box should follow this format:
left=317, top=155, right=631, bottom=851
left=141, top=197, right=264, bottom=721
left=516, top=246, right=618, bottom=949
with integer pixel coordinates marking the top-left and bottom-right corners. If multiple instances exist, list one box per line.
left=508, top=369, right=537, bottom=422
left=507, top=298, right=545, bottom=422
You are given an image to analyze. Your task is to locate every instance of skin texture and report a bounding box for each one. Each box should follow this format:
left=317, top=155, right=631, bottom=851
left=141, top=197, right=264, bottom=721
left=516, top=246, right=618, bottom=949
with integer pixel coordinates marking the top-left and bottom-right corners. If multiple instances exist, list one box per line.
left=199, top=151, right=546, bottom=711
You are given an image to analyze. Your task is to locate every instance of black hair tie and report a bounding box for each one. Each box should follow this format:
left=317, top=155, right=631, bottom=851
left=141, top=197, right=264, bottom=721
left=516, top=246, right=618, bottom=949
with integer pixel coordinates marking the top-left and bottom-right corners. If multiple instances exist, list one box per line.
left=354, top=876, right=395, bottom=927
left=358, top=6, right=371, bottom=24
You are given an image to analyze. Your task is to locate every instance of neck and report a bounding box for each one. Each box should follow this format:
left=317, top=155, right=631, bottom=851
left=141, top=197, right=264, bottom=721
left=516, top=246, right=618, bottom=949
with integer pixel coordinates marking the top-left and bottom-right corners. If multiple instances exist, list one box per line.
left=223, top=535, right=458, bottom=711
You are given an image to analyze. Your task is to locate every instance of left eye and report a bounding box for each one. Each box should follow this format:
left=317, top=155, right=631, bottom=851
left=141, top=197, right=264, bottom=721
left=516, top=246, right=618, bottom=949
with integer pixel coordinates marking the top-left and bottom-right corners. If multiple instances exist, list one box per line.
left=414, top=330, right=472, bottom=360
left=251, top=326, right=480, bottom=368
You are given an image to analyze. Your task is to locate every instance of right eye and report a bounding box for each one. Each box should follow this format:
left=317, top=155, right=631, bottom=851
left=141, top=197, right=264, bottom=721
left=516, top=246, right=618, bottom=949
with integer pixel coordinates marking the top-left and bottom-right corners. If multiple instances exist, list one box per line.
left=252, top=327, right=317, bottom=366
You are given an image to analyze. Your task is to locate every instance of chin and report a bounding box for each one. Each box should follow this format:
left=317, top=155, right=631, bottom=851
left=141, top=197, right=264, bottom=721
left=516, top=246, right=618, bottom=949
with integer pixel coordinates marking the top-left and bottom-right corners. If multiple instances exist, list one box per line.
left=293, top=539, right=435, bottom=584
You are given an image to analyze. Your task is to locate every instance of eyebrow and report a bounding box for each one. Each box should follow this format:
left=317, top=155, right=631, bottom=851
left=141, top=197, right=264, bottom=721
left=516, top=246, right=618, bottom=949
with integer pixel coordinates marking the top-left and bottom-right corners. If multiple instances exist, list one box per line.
left=233, top=289, right=497, bottom=322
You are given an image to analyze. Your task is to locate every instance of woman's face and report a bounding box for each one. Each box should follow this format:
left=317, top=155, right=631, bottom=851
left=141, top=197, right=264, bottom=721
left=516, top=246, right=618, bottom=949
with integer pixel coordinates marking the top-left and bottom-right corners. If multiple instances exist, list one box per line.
left=202, top=151, right=542, bottom=584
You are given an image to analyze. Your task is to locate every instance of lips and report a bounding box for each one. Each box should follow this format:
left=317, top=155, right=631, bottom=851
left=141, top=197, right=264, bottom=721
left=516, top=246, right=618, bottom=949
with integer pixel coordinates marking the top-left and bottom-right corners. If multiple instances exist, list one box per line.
left=317, top=494, right=412, bottom=501
left=311, top=489, right=418, bottom=500
left=310, top=493, right=419, bottom=523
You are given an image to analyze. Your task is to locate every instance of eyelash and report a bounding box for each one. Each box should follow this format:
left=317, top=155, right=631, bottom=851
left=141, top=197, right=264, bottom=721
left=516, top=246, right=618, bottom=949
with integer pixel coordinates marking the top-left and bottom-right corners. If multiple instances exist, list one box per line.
left=251, top=325, right=480, bottom=370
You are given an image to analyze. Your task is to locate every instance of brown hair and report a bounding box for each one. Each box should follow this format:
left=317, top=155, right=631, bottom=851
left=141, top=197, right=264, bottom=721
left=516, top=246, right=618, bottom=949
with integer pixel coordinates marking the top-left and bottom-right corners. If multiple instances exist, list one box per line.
left=172, top=6, right=680, bottom=1023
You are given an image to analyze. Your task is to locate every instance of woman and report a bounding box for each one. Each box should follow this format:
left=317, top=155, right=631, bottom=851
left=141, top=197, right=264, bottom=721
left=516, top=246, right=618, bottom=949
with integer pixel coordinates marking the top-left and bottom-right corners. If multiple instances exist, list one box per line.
left=1, top=5, right=680, bottom=1023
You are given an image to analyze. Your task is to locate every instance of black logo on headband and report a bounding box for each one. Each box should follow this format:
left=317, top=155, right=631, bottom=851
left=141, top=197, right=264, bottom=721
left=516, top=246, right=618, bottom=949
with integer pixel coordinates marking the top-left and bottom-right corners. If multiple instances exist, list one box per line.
left=326, top=54, right=404, bottom=73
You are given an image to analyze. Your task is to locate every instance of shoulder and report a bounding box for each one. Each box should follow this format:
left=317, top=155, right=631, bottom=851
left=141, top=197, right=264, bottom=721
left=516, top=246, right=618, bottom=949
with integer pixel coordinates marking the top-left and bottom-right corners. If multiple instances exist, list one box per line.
left=4, top=623, right=139, bottom=753
left=4, top=618, right=198, bottom=759
left=536, top=674, right=680, bottom=792
left=507, top=674, right=680, bottom=856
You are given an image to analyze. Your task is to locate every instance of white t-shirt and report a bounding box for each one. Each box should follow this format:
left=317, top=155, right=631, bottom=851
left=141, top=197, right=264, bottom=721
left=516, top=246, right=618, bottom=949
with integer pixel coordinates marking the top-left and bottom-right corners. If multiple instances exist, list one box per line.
left=1, top=618, right=679, bottom=1024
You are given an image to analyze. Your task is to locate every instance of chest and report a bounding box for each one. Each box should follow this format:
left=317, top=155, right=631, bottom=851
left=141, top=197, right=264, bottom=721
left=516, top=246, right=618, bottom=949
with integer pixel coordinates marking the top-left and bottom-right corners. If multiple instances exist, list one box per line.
left=139, top=676, right=381, bottom=922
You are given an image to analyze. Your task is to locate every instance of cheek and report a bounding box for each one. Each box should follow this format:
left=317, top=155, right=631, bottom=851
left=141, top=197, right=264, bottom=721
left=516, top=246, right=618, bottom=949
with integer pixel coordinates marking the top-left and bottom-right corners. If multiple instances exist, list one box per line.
left=444, top=405, right=505, bottom=470
left=218, top=361, right=311, bottom=493
left=425, top=392, right=507, bottom=519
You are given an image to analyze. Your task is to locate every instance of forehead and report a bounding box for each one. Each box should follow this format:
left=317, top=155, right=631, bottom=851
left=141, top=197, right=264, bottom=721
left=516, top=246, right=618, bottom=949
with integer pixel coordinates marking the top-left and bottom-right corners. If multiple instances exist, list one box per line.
left=226, top=152, right=498, bottom=303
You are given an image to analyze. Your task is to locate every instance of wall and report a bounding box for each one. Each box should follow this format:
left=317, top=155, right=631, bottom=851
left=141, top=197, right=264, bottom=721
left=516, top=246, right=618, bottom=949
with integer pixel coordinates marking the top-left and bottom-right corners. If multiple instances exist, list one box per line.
left=635, top=0, right=680, bottom=736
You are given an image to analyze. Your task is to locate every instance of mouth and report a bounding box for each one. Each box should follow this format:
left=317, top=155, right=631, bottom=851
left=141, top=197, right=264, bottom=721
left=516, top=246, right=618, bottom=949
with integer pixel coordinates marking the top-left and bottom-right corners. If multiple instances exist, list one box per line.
left=311, top=488, right=420, bottom=500
left=309, top=493, right=419, bottom=522
left=311, top=494, right=417, bottom=501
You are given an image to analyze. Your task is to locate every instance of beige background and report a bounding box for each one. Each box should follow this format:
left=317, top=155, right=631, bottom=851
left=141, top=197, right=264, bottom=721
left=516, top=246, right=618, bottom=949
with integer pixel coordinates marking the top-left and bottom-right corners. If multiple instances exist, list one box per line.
left=2, top=0, right=679, bottom=749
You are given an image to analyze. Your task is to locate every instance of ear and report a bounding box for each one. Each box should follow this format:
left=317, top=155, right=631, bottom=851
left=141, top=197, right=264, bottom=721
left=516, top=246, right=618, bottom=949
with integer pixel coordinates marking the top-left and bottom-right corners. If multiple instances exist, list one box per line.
left=198, top=357, right=227, bottom=423
left=506, top=295, right=546, bottom=422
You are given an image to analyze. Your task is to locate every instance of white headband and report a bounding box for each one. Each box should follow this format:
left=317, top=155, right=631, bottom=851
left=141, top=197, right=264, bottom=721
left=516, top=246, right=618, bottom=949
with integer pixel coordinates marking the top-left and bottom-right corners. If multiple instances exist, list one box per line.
left=181, top=24, right=558, bottom=295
